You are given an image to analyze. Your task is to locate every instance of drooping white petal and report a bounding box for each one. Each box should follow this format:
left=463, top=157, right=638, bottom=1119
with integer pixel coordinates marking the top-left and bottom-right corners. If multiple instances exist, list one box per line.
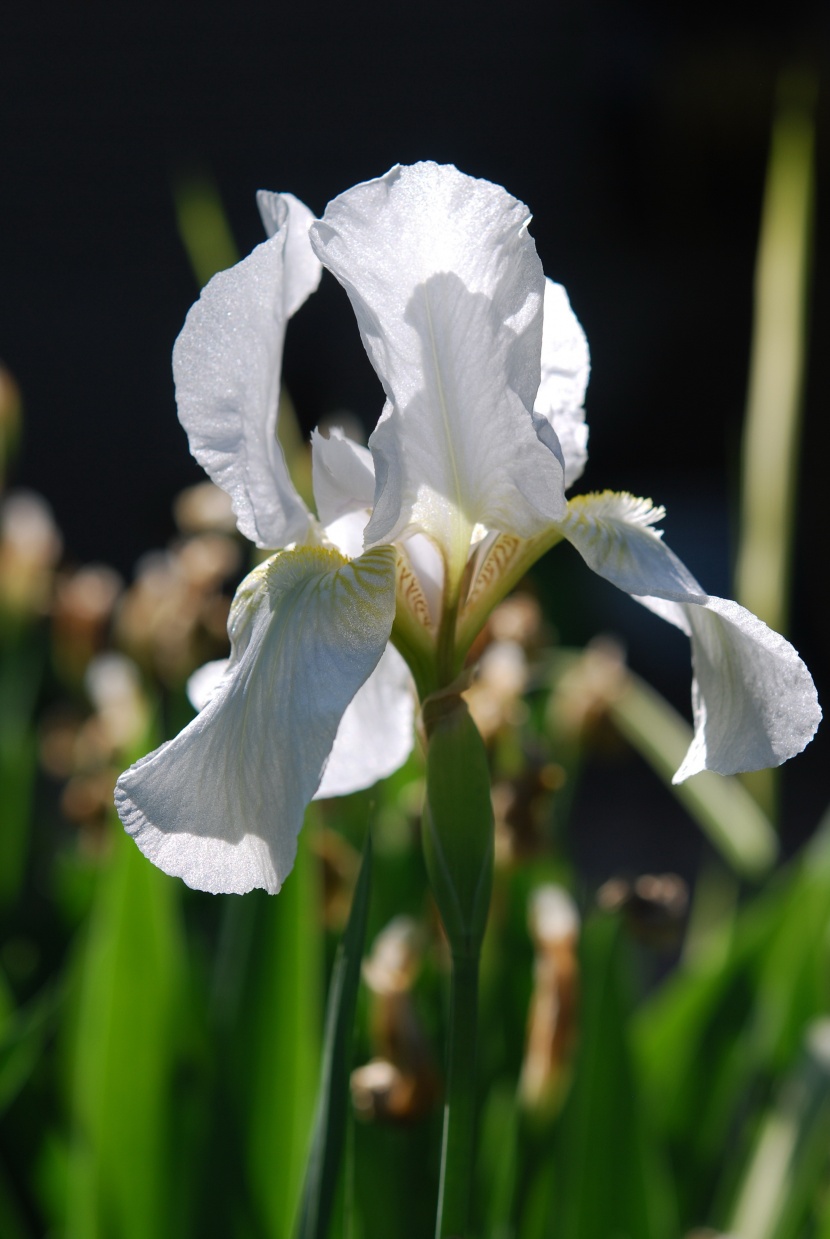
left=560, top=491, right=821, bottom=780
left=671, top=598, right=822, bottom=781
left=534, top=279, right=590, bottom=490
left=309, top=163, right=567, bottom=572
left=314, top=643, right=415, bottom=799
left=115, top=545, right=397, bottom=895
left=173, top=193, right=322, bottom=549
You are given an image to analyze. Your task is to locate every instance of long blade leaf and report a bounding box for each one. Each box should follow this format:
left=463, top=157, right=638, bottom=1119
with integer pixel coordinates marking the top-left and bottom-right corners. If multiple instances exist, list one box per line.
left=295, top=829, right=374, bottom=1239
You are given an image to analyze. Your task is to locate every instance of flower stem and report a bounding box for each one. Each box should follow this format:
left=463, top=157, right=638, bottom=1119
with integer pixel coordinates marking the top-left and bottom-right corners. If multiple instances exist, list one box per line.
left=436, top=949, right=480, bottom=1239
left=436, top=589, right=462, bottom=687
left=421, top=688, right=493, bottom=1239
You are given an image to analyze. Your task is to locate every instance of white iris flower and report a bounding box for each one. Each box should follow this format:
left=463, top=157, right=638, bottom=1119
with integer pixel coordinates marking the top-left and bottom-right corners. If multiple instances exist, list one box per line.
left=115, top=162, right=820, bottom=895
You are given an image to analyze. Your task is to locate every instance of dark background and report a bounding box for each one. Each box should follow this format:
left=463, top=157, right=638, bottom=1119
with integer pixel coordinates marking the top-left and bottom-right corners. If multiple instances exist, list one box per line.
left=2, top=0, right=827, bottom=859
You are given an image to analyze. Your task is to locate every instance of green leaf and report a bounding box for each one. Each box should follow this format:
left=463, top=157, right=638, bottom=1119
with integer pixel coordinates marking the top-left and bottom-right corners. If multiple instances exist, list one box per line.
left=728, top=1019, right=830, bottom=1239
left=64, top=823, right=186, bottom=1239
left=551, top=913, right=678, bottom=1239
left=0, top=1158, right=31, bottom=1239
left=295, top=828, right=373, bottom=1239
left=233, top=817, right=324, bottom=1239
left=0, top=629, right=45, bottom=906
left=477, top=1081, right=520, bottom=1239
left=0, top=982, right=58, bottom=1115
left=736, top=73, right=815, bottom=641
left=634, top=810, right=830, bottom=1226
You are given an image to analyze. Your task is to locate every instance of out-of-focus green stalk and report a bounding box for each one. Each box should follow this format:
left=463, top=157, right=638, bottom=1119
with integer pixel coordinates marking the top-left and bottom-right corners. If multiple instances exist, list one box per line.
left=735, top=78, right=815, bottom=637
left=172, top=170, right=240, bottom=289
left=65, top=821, right=185, bottom=1239
left=244, top=820, right=323, bottom=1238
left=608, top=668, right=778, bottom=880
left=0, top=631, right=42, bottom=907
left=681, top=861, right=739, bottom=968
left=728, top=1019, right=830, bottom=1239
left=735, top=78, right=814, bottom=820
left=295, top=832, right=373, bottom=1239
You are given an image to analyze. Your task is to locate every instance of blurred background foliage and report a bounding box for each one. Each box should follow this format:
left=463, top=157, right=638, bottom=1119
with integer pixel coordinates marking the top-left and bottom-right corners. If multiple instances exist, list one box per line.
left=1, top=4, right=829, bottom=1237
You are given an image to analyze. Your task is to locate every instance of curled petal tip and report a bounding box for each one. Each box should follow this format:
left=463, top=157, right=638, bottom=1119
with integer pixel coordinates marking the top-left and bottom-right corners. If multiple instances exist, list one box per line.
left=561, top=491, right=821, bottom=781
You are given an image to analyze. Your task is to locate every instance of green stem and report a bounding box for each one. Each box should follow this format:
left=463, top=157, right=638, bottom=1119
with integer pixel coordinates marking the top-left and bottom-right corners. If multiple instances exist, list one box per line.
left=436, top=588, right=462, bottom=687
left=436, top=951, right=480, bottom=1239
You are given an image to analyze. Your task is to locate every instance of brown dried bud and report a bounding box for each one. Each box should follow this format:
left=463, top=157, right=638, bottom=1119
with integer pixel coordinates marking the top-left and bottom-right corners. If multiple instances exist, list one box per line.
left=597, top=873, right=689, bottom=948
left=519, top=885, right=580, bottom=1114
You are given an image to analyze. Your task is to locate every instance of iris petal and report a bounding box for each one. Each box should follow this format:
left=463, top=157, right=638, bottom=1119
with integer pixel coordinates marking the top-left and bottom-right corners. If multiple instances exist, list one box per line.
left=534, top=279, right=590, bottom=490
left=314, top=643, right=415, bottom=799
left=115, top=545, right=397, bottom=894
left=560, top=491, right=821, bottom=780
left=309, top=163, right=567, bottom=573
left=311, top=426, right=375, bottom=527
left=173, top=193, right=321, bottom=549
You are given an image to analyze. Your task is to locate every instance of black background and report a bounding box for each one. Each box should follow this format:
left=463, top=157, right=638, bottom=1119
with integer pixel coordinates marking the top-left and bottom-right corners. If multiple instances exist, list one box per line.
left=2, top=0, right=827, bottom=860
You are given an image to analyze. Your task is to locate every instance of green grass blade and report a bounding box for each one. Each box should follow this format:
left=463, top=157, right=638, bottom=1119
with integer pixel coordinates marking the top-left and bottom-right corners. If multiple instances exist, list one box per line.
left=735, top=75, right=815, bottom=638
left=235, top=819, right=324, bottom=1239
left=0, top=982, right=58, bottom=1115
left=0, top=1159, right=31, bottom=1239
left=634, top=811, right=830, bottom=1226
left=551, top=913, right=678, bottom=1239
left=728, top=1020, right=830, bottom=1239
left=295, top=829, right=374, bottom=1239
left=172, top=168, right=239, bottom=288
left=0, top=629, right=45, bottom=907
left=64, top=824, right=186, bottom=1239
left=478, top=1082, right=520, bottom=1239
left=734, top=75, right=815, bottom=818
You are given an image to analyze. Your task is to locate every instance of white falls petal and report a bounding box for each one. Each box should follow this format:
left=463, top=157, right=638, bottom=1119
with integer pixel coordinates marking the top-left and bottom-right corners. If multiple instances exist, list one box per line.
left=173, top=193, right=322, bottom=549
left=534, top=279, right=590, bottom=490
left=309, top=163, right=567, bottom=571
left=114, top=545, right=397, bottom=895
left=561, top=491, right=821, bottom=780
left=314, top=643, right=415, bottom=799
left=671, top=598, right=821, bottom=781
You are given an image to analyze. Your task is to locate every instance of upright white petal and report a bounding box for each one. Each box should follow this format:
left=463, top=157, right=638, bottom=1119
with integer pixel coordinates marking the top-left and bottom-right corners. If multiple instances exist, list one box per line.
left=311, top=426, right=375, bottom=525
left=173, top=193, right=322, bottom=549
left=256, top=192, right=323, bottom=317
left=314, top=643, right=415, bottom=799
left=534, top=279, right=590, bottom=490
left=560, top=491, right=821, bottom=780
left=310, top=428, right=375, bottom=557
left=309, top=163, right=567, bottom=573
left=115, top=545, right=397, bottom=895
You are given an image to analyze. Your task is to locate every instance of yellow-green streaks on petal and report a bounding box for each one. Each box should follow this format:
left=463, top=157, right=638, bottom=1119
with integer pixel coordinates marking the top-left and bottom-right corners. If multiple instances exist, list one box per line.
left=455, top=527, right=564, bottom=659
left=463, top=534, right=523, bottom=617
